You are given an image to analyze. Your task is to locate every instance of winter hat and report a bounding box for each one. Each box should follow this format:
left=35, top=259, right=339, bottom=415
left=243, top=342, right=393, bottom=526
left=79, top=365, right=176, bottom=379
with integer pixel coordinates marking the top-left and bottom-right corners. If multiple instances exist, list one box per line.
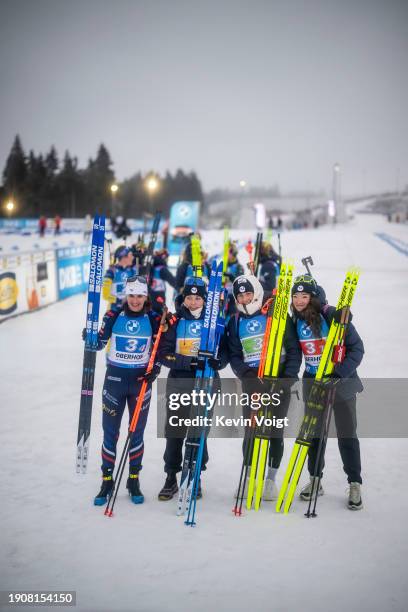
left=115, top=245, right=131, bottom=261
left=291, top=274, right=318, bottom=296
left=233, top=276, right=255, bottom=299
left=233, top=274, right=264, bottom=316
left=182, top=276, right=207, bottom=299
left=125, top=275, right=148, bottom=296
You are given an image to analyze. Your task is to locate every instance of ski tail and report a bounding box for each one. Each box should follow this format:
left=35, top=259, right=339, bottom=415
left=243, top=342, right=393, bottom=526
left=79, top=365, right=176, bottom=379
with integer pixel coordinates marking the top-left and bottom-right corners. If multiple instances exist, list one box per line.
left=191, top=234, right=203, bottom=278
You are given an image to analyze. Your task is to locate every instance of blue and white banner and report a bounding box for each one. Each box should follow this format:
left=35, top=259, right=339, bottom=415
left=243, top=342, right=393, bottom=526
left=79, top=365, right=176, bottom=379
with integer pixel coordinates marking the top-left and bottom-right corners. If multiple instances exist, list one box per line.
left=57, top=245, right=89, bottom=299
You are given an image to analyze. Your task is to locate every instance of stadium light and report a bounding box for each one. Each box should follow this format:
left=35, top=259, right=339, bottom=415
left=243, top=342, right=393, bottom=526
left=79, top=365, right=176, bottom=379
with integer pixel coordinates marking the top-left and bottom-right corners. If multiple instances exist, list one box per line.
left=146, top=176, right=159, bottom=194
left=5, top=200, right=15, bottom=216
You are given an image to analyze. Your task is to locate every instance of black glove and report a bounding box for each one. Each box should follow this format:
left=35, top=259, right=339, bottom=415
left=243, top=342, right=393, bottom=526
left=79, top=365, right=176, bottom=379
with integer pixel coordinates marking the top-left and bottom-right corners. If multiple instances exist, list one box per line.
left=308, top=376, right=340, bottom=400
left=140, top=364, right=161, bottom=384
left=242, top=368, right=258, bottom=379
left=242, top=368, right=265, bottom=395
left=333, top=308, right=353, bottom=324
left=190, top=357, right=206, bottom=372
left=208, top=357, right=222, bottom=371
left=82, top=328, right=87, bottom=341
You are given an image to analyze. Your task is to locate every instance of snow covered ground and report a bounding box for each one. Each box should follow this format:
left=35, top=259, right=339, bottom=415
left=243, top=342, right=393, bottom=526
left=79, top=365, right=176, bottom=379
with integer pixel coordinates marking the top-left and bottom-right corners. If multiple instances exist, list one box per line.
left=1, top=211, right=408, bottom=612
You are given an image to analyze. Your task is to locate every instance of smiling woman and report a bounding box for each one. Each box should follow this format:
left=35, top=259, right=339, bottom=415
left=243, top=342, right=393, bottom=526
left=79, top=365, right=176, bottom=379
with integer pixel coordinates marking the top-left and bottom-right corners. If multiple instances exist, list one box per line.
left=86, top=273, right=163, bottom=506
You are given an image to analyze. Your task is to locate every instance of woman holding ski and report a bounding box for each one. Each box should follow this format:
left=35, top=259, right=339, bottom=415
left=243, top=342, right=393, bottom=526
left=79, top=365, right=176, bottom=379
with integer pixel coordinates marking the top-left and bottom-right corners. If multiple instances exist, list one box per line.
left=290, top=273, right=364, bottom=510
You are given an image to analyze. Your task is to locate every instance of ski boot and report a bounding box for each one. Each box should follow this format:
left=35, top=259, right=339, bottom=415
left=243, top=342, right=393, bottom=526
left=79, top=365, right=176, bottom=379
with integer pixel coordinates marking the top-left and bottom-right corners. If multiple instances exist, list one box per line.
left=300, top=476, right=324, bottom=501
left=94, top=469, right=114, bottom=506
left=263, top=478, right=279, bottom=501
left=348, top=482, right=363, bottom=511
left=158, top=472, right=178, bottom=501
left=196, top=478, right=202, bottom=499
left=127, top=470, right=144, bottom=504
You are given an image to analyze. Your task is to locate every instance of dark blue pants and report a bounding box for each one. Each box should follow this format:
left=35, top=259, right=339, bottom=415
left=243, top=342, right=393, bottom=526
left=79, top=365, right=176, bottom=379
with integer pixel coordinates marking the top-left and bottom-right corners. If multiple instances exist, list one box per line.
left=307, top=395, right=362, bottom=484
left=101, top=368, right=152, bottom=474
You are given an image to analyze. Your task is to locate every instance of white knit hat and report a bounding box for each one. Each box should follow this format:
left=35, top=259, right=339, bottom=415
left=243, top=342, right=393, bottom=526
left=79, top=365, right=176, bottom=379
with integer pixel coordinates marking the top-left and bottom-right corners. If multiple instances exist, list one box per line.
left=125, top=276, right=148, bottom=296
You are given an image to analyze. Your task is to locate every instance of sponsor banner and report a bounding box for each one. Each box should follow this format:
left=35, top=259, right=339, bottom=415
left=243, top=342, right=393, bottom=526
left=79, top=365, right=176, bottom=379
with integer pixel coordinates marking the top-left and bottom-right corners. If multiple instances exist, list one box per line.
left=57, top=245, right=89, bottom=299
left=0, top=250, right=57, bottom=320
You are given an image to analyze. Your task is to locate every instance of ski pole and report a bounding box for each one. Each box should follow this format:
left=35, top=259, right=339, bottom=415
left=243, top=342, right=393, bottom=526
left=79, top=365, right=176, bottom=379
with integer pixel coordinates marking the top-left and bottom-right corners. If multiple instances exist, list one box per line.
left=301, top=256, right=314, bottom=276
left=245, top=240, right=254, bottom=273
left=306, top=385, right=336, bottom=518
left=105, top=307, right=168, bottom=517
left=306, top=305, right=351, bottom=517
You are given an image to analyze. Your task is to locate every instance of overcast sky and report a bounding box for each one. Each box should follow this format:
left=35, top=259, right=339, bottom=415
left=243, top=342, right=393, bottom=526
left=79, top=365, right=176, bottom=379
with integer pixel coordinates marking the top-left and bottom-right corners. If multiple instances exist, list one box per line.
left=1, top=0, right=407, bottom=195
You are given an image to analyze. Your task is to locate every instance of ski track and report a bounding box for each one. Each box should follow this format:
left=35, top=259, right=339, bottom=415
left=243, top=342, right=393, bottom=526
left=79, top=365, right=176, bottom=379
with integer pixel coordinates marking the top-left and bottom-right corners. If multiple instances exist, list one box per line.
left=1, top=212, right=408, bottom=612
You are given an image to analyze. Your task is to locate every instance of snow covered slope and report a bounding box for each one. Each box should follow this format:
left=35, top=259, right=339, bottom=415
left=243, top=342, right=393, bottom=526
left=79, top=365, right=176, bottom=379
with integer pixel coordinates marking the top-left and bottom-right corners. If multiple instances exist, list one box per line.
left=1, top=212, right=407, bottom=612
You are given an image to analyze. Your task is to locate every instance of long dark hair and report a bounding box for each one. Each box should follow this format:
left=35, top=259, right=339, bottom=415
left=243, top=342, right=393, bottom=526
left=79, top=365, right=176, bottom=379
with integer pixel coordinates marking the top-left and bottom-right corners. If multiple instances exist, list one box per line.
left=291, top=295, right=322, bottom=336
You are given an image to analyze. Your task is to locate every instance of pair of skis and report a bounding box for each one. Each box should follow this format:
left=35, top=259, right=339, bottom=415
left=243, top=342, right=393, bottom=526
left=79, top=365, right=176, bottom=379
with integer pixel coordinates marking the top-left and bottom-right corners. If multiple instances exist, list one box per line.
left=76, top=216, right=106, bottom=474
left=177, top=260, right=225, bottom=526
left=233, top=261, right=293, bottom=515
left=276, top=267, right=360, bottom=514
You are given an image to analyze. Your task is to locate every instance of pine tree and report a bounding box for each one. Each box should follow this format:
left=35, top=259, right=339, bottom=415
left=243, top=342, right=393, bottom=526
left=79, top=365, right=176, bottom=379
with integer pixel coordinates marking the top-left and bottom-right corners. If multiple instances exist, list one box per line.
left=2, top=135, right=28, bottom=212
left=84, top=144, right=115, bottom=215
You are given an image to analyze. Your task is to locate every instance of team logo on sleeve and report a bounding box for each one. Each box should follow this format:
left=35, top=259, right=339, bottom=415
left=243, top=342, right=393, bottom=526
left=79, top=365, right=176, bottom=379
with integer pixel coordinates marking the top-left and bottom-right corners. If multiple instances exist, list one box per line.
left=126, top=320, right=140, bottom=334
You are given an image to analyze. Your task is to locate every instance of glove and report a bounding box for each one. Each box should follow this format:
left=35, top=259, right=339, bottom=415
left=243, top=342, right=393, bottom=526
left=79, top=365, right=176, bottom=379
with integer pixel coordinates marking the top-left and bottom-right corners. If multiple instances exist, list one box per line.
left=140, top=364, right=161, bottom=384
left=333, top=308, right=353, bottom=324
left=190, top=357, right=206, bottom=372
left=242, top=368, right=265, bottom=395
left=309, top=376, right=340, bottom=400
left=82, top=328, right=87, bottom=341
left=208, top=357, right=223, bottom=371
left=165, top=312, right=177, bottom=328
left=242, top=368, right=258, bottom=379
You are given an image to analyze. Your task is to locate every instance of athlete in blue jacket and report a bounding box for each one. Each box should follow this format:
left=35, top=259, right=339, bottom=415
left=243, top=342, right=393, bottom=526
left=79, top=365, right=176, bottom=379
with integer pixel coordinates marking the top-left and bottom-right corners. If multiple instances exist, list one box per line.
left=91, top=275, right=162, bottom=506
left=291, top=274, right=365, bottom=510
left=102, top=245, right=135, bottom=311
left=149, top=249, right=176, bottom=313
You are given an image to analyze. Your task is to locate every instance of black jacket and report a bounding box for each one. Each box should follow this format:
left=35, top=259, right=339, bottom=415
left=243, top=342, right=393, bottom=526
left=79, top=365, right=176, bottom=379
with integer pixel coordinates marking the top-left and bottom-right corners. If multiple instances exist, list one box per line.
left=159, top=304, right=228, bottom=379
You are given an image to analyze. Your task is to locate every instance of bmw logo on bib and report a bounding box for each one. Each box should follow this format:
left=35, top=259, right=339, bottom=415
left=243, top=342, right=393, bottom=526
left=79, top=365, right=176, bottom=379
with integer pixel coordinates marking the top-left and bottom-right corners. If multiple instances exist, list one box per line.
left=300, top=325, right=312, bottom=338
left=126, top=320, right=140, bottom=334
left=190, top=321, right=202, bottom=335
left=247, top=319, right=261, bottom=333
